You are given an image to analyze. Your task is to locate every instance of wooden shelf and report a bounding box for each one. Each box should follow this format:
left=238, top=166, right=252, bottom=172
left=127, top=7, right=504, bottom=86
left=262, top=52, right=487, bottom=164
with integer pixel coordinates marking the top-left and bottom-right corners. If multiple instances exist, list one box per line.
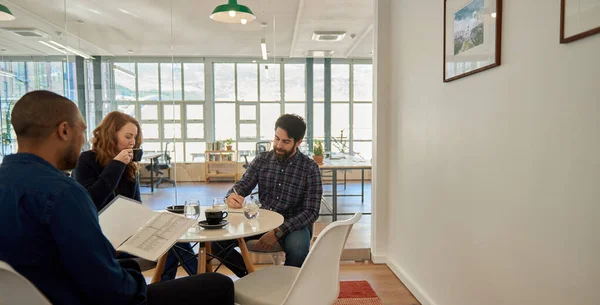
left=205, top=150, right=238, bottom=183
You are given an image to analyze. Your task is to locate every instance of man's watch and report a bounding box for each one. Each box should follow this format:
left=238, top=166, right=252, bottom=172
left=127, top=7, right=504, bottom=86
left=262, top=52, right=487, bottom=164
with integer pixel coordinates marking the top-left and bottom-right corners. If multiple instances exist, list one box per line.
left=274, top=228, right=284, bottom=239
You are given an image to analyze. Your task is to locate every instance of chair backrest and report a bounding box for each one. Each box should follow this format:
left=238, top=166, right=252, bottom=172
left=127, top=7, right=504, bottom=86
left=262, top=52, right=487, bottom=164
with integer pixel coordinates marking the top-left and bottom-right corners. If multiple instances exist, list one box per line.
left=256, top=141, right=272, bottom=153
left=162, top=142, right=172, bottom=165
left=282, top=212, right=362, bottom=305
left=0, top=261, right=51, bottom=305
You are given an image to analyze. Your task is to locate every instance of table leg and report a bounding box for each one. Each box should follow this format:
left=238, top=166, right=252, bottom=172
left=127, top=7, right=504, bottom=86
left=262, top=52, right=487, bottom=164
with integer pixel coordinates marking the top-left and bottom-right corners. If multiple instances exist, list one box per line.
left=151, top=253, right=168, bottom=284
left=198, top=245, right=206, bottom=274
left=361, top=169, right=365, bottom=203
left=150, top=158, right=154, bottom=192
left=205, top=243, right=213, bottom=272
left=237, top=238, right=256, bottom=273
left=332, top=169, right=338, bottom=222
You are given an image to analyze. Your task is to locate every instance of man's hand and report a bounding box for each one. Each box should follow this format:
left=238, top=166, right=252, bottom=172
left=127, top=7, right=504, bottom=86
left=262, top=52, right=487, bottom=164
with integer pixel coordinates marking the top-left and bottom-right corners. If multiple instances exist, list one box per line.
left=226, top=193, right=244, bottom=209
left=253, top=230, right=279, bottom=251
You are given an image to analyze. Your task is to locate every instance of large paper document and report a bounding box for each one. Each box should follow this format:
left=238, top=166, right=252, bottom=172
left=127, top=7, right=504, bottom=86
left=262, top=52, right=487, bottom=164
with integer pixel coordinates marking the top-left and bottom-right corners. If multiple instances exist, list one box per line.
left=98, top=196, right=196, bottom=261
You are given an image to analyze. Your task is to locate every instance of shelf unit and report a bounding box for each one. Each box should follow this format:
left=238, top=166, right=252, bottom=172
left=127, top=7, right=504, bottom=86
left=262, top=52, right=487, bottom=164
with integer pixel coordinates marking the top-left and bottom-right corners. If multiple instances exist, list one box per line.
left=204, top=150, right=238, bottom=183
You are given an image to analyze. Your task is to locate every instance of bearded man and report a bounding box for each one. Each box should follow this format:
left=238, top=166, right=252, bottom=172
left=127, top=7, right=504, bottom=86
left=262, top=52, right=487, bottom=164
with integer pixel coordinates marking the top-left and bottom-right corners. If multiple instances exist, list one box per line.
left=211, top=114, right=323, bottom=278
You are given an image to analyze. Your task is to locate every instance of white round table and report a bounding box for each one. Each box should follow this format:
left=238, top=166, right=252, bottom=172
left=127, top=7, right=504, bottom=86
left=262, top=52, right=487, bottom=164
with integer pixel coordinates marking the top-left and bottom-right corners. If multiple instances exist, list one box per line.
left=151, top=208, right=283, bottom=283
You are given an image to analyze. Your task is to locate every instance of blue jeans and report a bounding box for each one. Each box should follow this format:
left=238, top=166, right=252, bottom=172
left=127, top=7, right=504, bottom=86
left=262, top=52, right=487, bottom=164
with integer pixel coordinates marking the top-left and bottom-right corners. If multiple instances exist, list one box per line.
left=162, top=242, right=198, bottom=281
left=117, top=242, right=197, bottom=282
left=211, top=226, right=311, bottom=278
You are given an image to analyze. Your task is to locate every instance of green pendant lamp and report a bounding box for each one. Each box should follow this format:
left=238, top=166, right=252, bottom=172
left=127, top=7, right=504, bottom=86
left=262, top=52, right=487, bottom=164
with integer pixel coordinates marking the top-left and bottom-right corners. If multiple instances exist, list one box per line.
left=210, top=0, right=256, bottom=25
left=0, top=4, right=15, bottom=21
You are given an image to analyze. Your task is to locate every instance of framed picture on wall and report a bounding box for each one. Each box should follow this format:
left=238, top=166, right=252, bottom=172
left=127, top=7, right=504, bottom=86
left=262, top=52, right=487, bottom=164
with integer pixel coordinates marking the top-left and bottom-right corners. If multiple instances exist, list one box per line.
left=443, top=0, right=503, bottom=82
left=560, top=0, right=600, bottom=43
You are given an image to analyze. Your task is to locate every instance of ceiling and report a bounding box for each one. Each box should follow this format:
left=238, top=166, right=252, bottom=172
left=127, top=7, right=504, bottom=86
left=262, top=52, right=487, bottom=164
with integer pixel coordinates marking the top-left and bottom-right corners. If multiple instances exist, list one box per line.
left=0, top=0, right=373, bottom=59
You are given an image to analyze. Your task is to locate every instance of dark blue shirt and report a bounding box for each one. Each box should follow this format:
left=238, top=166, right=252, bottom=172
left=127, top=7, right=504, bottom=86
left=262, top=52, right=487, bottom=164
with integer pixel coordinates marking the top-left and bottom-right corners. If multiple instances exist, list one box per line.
left=229, top=150, right=323, bottom=235
left=75, top=150, right=141, bottom=211
left=0, top=153, right=147, bottom=305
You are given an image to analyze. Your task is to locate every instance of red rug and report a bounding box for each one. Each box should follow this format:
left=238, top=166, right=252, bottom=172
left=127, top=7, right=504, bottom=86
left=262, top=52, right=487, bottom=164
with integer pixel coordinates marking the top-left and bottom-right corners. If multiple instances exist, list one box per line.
left=335, top=280, right=383, bottom=305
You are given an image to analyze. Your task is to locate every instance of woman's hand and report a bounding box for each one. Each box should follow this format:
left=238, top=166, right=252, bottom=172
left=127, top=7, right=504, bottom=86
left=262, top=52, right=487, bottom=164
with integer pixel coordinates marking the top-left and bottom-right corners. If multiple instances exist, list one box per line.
left=114, top=149, right=134, bottom=165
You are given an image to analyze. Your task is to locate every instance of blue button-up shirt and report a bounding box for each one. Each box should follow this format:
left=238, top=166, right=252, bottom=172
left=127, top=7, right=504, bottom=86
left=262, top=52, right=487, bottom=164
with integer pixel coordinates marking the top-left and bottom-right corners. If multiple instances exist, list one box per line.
left=229, top=150, right=323, bottom=235
left=0, top=153, right=146, bottom=305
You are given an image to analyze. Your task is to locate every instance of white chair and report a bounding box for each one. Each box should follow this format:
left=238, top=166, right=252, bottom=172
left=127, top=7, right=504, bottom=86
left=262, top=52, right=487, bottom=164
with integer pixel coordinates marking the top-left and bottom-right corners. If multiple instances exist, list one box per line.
left=234, top=212, right=362, bottom=305
left=0, top=261, right=51, bottom=305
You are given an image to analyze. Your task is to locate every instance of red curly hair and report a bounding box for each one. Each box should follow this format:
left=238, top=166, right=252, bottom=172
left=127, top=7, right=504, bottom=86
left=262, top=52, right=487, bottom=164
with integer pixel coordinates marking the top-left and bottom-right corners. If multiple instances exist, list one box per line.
left=91, top=111, right=143, bottom=181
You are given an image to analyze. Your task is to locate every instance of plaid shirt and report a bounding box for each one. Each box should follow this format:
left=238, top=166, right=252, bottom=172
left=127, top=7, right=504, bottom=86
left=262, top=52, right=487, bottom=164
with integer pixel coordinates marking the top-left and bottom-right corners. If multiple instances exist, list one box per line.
left=227, top=150, right=323, bottom=236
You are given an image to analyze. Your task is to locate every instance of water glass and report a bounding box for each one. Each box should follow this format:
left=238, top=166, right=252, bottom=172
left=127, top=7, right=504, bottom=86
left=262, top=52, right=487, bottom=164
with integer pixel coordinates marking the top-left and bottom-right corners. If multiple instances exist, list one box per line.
left=243, top=197, right=261, bottom=221
left=184, top=200, right=200, bottom=220
left=212, top=197, right=228, bottom=213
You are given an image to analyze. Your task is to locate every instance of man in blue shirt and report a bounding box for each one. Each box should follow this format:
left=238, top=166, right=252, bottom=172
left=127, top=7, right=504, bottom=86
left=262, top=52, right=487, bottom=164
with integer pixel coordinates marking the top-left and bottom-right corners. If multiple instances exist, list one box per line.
left=0, top=91, right=234, bottom=305
left=212, top=114, right=323, bottom=278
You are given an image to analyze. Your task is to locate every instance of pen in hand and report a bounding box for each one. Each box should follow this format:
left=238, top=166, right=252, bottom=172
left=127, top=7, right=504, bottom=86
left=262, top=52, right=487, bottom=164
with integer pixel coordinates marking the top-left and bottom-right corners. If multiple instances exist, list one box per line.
left=230, top=187, right=243, bottom=209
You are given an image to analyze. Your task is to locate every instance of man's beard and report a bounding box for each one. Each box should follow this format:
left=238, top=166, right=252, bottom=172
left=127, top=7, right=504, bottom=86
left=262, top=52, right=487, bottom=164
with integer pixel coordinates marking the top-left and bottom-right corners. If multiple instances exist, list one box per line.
left=274, top=147, right=295, bottom=162
left=57, top=140, right=79, bottom=171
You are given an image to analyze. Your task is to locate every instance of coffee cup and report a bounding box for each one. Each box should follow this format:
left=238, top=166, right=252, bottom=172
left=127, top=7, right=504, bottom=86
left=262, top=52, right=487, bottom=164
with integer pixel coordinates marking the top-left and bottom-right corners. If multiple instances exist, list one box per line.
left=132, top=149, right=144, bottom=162
left=205, top=208, right=228, bottom=225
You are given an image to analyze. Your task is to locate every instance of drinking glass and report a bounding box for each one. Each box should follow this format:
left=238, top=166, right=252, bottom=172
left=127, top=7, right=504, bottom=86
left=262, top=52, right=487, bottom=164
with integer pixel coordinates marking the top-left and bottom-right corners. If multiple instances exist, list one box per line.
left=212, top=197, right=228, bottom=213
left=243, top=197, right=261, bottom=221
left=184, top=200, right=200, bottom=220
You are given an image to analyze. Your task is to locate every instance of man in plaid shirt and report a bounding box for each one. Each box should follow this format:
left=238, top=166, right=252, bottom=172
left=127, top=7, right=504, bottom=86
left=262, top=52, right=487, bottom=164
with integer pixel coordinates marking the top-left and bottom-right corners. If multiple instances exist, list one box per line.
left=212, top=114, right=322, bottom=277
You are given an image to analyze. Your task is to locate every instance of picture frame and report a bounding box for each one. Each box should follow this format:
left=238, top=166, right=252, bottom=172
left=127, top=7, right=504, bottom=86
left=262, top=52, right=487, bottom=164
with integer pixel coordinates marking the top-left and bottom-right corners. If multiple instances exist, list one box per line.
left=560, top=0, right=600, bottom=43
left=443, top=0, right=503, bottom=82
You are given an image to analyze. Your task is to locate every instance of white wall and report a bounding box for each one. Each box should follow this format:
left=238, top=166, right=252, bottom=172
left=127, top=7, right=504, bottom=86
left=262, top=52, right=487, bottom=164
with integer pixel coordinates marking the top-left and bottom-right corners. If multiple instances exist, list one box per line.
left=375, top=1, right=600, bottom=305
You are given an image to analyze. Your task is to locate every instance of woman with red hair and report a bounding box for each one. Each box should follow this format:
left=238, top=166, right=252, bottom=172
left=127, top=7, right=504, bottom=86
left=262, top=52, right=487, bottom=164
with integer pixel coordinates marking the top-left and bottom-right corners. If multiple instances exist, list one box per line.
left=74, top=111, right=197, bottom=282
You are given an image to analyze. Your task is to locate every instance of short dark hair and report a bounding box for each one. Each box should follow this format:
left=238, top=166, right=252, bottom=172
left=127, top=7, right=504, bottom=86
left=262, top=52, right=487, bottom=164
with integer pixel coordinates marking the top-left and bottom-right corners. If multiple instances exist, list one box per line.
left=274, top=114, right=306, bottom=143
left=11, top=90, right=79, bottom=140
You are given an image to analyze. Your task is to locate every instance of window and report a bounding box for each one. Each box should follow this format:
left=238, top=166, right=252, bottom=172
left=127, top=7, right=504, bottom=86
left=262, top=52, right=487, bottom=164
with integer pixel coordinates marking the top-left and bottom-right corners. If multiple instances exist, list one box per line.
left=137, top=63, right=159, bottom=101
left=141, top=104, right=159, bottom=120
left=114, top=62, right=136, bottom=101
left=103, top=59, right=372, bottom=165
left=186, top=104, right=204, bottom=120
left=215, top=103, right=236, bottom=141
left=183, top=63, right=205, bottom=100
left=163, top=104, right=181, bottom=120
left=285, top=64, right=305, bottom=101
left=260, top=104, right=280, bottom=140
left=353, top=64, right=373, bottom=101
left=285, top=103, right=305, bottom=118
left=353, top=103, right=372, bottom=140
left=313, top=63, right=324, bottom=102
left=260, top=64, right=280, bottom=101
left=214, top=63, right=235, bottom=101
left=160, top=63, right=182, bottom=101
left=237, top=64, right=258, bottom=101
left=117, top=104, right=136, bottom=118
left=313, top=103, right=325, bottom=140
left=332, top=64, right=350, bottom=102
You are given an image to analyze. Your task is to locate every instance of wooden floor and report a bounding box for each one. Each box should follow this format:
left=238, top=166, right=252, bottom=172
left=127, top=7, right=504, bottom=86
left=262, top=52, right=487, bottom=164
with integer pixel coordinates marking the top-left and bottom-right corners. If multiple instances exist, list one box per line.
left=141, top=181, right=372, bottom=249
left=142, top=262, right=421, bottom=305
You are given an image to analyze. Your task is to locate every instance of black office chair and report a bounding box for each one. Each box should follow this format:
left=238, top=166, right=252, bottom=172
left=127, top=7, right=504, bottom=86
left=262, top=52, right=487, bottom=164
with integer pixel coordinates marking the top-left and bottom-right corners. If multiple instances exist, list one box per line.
left=256, top=140, right=271, bottom=153
left=242, top=141, right=272, bottom=170
left=145, top=143, right=176, bottom=188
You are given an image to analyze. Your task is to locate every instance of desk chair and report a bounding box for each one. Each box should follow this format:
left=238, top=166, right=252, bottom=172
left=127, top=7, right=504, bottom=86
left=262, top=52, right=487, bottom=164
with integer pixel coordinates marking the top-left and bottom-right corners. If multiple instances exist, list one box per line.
left=145, top=143, right=176, bottom=188
left=242, top=141, right=272, bottom=170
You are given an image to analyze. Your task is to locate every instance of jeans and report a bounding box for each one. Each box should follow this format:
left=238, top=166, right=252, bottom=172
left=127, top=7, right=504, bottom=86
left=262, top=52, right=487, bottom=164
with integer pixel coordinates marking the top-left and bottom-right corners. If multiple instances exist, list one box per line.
left=117, top=242, right=197, bottom=282
left=162, top=242, right=198, bottom=281
left=211, top=226, right=311, bottom=278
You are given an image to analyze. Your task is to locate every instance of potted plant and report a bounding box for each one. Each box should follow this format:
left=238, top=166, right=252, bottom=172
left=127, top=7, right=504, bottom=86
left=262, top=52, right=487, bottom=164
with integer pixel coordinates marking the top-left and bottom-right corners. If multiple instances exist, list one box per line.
left=225, top=138, right=233, bottom=151
left=313, top=140, right=324, bottom=165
